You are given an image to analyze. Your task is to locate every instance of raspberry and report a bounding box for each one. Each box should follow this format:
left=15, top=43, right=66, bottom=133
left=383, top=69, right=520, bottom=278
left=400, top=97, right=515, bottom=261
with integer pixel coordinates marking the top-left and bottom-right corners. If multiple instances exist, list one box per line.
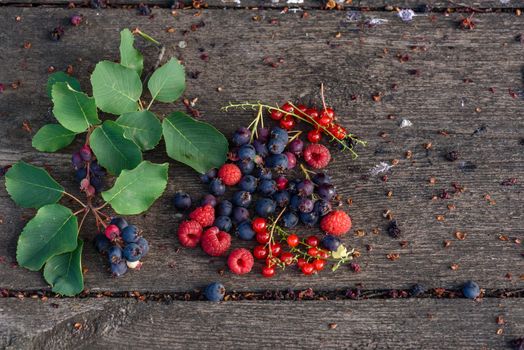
left=177, top=220, right=203, bottom=248
left=189, top=204, right=215, bottom=227
left=227, top=248, right=254, bottom=275
left=320, top=210, right=352, bottom=236
left=303, top=144, right=331, bottom=169
left=217, top=163, right=242, bottom=186
left=201, top=227, right=231, bottom=257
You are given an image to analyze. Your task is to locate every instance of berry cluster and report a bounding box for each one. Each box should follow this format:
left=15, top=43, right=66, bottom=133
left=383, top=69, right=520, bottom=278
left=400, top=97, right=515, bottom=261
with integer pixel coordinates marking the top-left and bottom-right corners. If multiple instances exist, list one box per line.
left=72, top=145, right=105, bottom=197
left=94, top=217, right=149, bottom=277
left=176, top=98, right=361, bottom=277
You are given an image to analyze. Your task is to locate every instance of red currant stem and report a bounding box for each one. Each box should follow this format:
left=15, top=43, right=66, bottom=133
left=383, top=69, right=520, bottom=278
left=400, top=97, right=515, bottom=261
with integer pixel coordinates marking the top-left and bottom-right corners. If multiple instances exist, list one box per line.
left=63, top=191, right=87, bottom=208
left=320, top=82, right=328, bottom=111
left=287, top=130, right=302, bottom=143
left=77, top=208, right=90, bottom=233
left=299, top=163, right=312, bottom=181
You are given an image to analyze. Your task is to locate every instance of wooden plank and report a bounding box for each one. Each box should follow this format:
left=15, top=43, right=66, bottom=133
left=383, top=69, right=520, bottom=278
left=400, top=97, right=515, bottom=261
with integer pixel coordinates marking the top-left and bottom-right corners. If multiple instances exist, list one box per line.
left=0, top=298, right=523, bottom=349
left=0, top=8, right=523, bottom=293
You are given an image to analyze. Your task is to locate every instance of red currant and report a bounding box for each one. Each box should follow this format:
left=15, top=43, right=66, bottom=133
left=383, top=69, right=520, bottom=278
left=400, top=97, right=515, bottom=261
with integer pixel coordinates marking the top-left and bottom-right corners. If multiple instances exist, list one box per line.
left=297, top=257, right=307, bottom=269
left=307, top=129, right=322, bottom=143
left=266, top=257, right=276, bottom=267
left=270, top=109, right=283, bottom=121
left=252, top=217, right=267, bottom=234
left=270, top=242, right=282, bottom=257
left=280, top=252, right=295, bottom=266
left=307, top=247, right=318, bottom=257
left=316, top=110, right=333, bottom=127
left=253, top=245, right=268, bottom=260
left=287, top=234, right=299, bottom=247
left=328, top=124, right=347, bottom=140
left=321, top=107, right=335, bottom=119
left=261, top=266, right=275, bottom=278
left=305, top=108, right=319, bottom=122
left=256, top=231, right=270, bottom=244
left=313, top=259, right=325, bottom=271
left=295, top=104, right=308, bottom=117
left=301, top=263, right=315, bottom=275
left=279, top=115, right=295, bottom=130
left=317, top=250, right=329, bottom=259
left=280, top=102, right=294, bottom=115
left=305, top=235, right=319, bottom=247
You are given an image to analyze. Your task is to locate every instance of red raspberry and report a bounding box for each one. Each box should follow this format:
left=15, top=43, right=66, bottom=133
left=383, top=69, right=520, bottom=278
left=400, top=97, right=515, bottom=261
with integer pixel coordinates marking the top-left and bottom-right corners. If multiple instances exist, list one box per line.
left=320, top=210, right=352, bottom=236
left=189, top=204, right=215, bottom=227
left=201, top=226, right=231, bottom=257
left=227, top=248, right=254, bottom=275
left=303, top=143, right=331, bottom=169
left=217, top=163, right=242, bottom=186
left=178, top=220, right=203, bottom=248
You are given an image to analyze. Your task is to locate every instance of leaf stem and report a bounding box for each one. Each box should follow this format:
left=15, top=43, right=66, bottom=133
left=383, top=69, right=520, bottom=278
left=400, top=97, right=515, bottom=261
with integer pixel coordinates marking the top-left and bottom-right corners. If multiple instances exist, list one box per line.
left=63, top=191, right=87, bottom=208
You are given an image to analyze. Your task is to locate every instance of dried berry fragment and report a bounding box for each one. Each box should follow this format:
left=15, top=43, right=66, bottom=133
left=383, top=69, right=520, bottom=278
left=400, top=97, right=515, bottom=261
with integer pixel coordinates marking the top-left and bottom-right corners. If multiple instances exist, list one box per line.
left=446, top=150, right=459, bottom=162
left=387, top=220, right=401, bottom=238
left=50, top=26, right=65, bottom=41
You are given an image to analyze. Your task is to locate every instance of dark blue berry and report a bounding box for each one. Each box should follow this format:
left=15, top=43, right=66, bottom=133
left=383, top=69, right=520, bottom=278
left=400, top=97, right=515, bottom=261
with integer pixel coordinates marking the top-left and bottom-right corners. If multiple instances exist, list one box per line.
left=94, top=233, right=111, bottom=254
left=255, top=198, right=276, bottom=218
left=232, top=127, right=251, bottom=146
left=258, top=179, right=277, bottom=196
left=216, top=200, right=233, bottom=217
left=299, top=211, right=319, bottom=227
left=136, top=237, right=149, bottom=257
left=110, top=260, right=128, bottom=277
left=200, top=168, right=218, bottom=184
left=121, top=225, right=139, bottom=243
left=236, top=221, right=256, bottom=240
left=110, top=217, right=128, bottom=231
left=201, top=194, right=217, bottom=207
left=410, top=283, right=427, bottom=297
left=287, top=138, right=304, bottom=155
left=317, top=183, right=336, bottom=201
left=137, top=3, right=151, bottom=15
left=297, top=179, right=314, bottom=196
left=90, top=176, right=103, bottom=193
left=204, top=282, right=225, bottom=302
left=238, top=144, right=256, bottom=161
left=273, top=190, right=290, bottom=208
left=214, top=216, right=233, bottom=232
left=123, top=243, right=143, bottom=262
left=90, top=161, right=105, bottom=177
left=298, top=197, right=314, bottom=213
left=232, top=206, right=250, bottom=224
left=287, top=179, right=300, bottom=194
left=312, top=172, right=332, bottom=186
left=74, top=168, right=87, bottom=182
left=253, top=167, right=272, bottom=180
left=232, top=191, right=252, bottom=208
left=253, top=140, right=269, bottom=158
left=289, top=195, right=301, bottom=212
left=462, top=281, right=480, bottom=299
left=268, top=138, right=286, bottom=154
left=314, top=199, right=332, bottom=216
left=321, top=235, right=341, bottom=251
left=270, top=127, right=288, bottom=142
left=281, top=211, right=298, bottom=228
left=173, top=191, right=192, bottom=211
left=239, top=175, right=258, bottom=193
left=265, top=154, right=288, bottom=171
left=209, top=178, right=226, bottom=196
left=71, top=152, right=84, bottom=169
left=108, top=246, right=123, bottom=264
left=256, top=127, right=270, bottom=142
left=236, top=159, right=255, bottom=175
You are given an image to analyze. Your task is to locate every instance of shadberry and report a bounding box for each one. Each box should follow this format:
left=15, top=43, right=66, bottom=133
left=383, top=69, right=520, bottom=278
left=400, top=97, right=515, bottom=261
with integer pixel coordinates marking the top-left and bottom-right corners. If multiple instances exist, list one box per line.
left=410, top=283, right=427, bottom=297
left=173, top=191, right=192, bottom=211
left=317, top=183, right=336, bottom=201
left=204, top=282, right=226, bottom=302
left=236, top=221, right=256, bottom=240
left=90, top=176, right=103, bottom=193
left=104, top=224, right=120, bottom=241
left=239, top=175, right=258, bottom=193
left=232, top=191, right=252, bottom=208
left=314, top=199, right=332, bottom=216
left=297, top=180, right=314, bottom=196
left=258, top=179, right=277, bottom=196
left=110, top=217, right=128, bottom=231
left=200, top=194, right=217, bottom=207
left=253, top=167, right=272, bottom=180
left=79, top=145, right=92, bottom=161
left=90, top=161, right=105, bottom=177
left=216, top=200, right=233, bottom=217
left=273, top=190, right=290, bottom=208
left=121, top=225, right=139, bottom=243
left=94, top=233, right=111, bottom=254
left=312, top=172, right=332, bottom=186
left=232, top=127, right=251, bottom=146
left=108, top=246, right=123, bottom=264
left=110, top=261, right=128, bottom=277
left=462, top=281, right=480, bottom=299
left=136, top=237, right=149, bottom=257
left=74, top=168, right=87, bottom=183
left=299, top=211, right=319, bottom=227
left=256, top=127, right=270, bottom=142
left=209, top=178, right=226, bottom=196
left=284, top=152, right=297, bottom=169
left=298, top=197, right=314, bottom=213
left=281, top=211, right=298, bottom=228
left=289, top=195, right=301, bottom=212
left=255, top=198, right=276, bottom=218
left=214, top=216, right=232, bottom=232
left=268, top=138, right=286, bottom=154
left=236, top=159, right=255, bottom=175
left=265, top=154, right=288, bottom=171
left=238, top=144, right=256, bottom=160
left=287, top=138, right=304, bottom=155
left=123, top=243, right=143, bottom=262
left=270, top=127, right=288, bottom=142
left=71, top=152, right=83, bottom=169
left=253, top=140, right=269, bottom=158
left=200, top=168, right=218, bottom=184
left=232, top=206, right=250, bottom=224
left=321, top=235, right=341, bottom=251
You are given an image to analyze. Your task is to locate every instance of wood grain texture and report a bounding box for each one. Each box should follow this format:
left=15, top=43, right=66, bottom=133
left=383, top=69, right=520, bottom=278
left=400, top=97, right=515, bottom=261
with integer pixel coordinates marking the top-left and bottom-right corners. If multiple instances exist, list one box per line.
left=0, top=8, right=523, bottom=293
left=1, top=298, right=523, bottom=349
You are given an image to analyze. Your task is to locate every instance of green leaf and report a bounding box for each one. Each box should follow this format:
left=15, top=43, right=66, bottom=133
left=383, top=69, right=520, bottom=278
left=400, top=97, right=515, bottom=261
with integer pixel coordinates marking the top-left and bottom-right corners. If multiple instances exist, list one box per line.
left=91, top=61, right=142, bottom=115
left=162, top=112, right=228, bottom=174
left=119, top=29, right=144, bottom=76
left=52, top=82, right=100, bottom=133
left=116, top=111, right=162, bottom=151
left=5, top=161, right=64, bottom=209
left=102, top=161, right=168, bottom=215
left=32, top=124, right=77, bottom=152
left=147, top=58, right=185, bottom=103
left=44, top=239, right=84, bottom=296
left=17, top=204, right=78, bottom=271
left=46, top=71, right=81, bottom=98
left=90, top=121, right=142, bottom=175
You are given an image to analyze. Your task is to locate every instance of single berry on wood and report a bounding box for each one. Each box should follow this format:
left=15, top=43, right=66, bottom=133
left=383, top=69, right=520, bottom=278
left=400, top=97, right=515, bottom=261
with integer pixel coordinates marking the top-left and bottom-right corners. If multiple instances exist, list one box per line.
left=261, top=266, right=276, bottom=278
left=320, top=210, right=352, bottom=236
left=204, top=282, right=226, bottom=302
left=228, top=248, right=254, bottom=275
left=236, top=221, right=256, bottom=241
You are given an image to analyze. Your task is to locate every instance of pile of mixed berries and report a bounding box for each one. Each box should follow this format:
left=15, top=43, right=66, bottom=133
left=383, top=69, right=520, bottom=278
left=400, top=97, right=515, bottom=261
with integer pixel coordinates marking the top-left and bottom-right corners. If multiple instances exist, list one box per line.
left=175, top=102, right=360, bottom=277
left=72, top=145, right=105, bottom=196
left=94, top=217, right=150, bottom=277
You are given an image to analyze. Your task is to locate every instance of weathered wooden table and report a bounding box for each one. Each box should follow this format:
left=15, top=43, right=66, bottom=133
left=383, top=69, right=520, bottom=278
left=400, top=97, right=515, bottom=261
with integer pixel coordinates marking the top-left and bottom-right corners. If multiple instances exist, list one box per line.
left=0, top=0, right=523, bottom=348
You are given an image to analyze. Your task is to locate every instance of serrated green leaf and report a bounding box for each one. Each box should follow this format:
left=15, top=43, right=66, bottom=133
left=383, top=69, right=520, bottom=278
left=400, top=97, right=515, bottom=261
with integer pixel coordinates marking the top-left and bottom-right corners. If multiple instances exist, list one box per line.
left=46, top=71, right=81, bottom=98
left=147, top=58, right=185, bottom=103
left=52, top=82, right=100, bottom=133
left=90, top=121, right=142, bottom=175
left=162, top=112, right=228, bottom=174
left=102, top=161, right=168, bottom=215
left=17, top=204, right=78, bottom=271
left=91, top=61, right=142, bottom=115
left=32, top=124, right=77, bottom=152
left=119, top=29, right=144, bottom=76
left=5, top=161, right=64, bottom=209
left=116, top=110, right=162, bottom=151
left=44, top=239, right=83, bottom=296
